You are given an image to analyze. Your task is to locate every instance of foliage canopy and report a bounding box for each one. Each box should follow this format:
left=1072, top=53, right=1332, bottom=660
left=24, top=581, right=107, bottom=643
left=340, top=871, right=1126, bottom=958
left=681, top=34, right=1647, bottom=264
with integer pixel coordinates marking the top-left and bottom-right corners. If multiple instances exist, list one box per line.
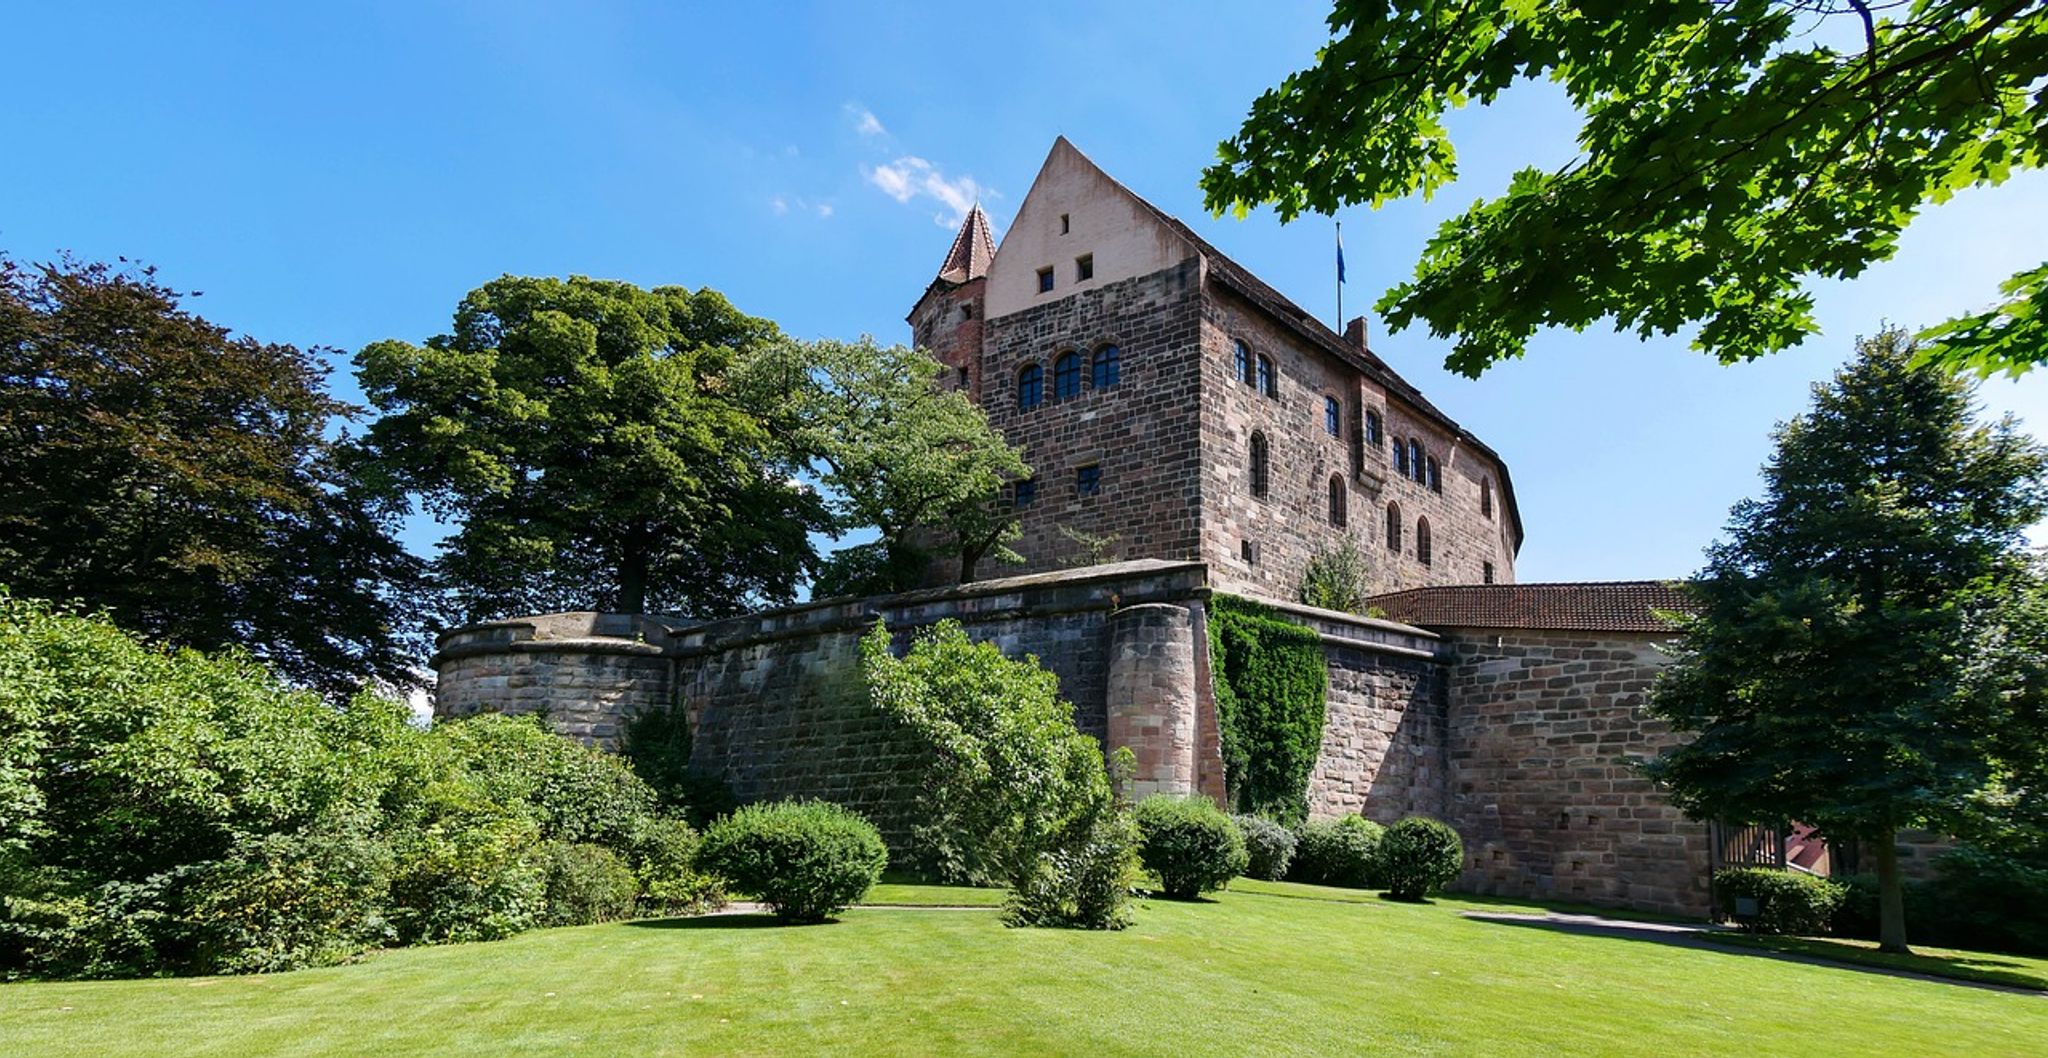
left=1203, top=1, right=2048, bottom=376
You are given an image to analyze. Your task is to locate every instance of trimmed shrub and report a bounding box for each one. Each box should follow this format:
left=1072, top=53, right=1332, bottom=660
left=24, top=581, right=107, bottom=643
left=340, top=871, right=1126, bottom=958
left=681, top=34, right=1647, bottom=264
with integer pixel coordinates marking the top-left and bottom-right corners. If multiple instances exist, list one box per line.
left=540, top=843, right=640, bottom=927
left=1206, top=595, right=1329, bottom=824
left=1290, top=815, right=1383, bottom=888
left=1234, top=815, right=1297, bottom=881
left=1133, top=796, right=1248, bottom=899
left=1378, top=816, right=1464, bottom=901
left=1714, top=867, right=1845, bottom=935
left=696, top=800, right=887, bottom=922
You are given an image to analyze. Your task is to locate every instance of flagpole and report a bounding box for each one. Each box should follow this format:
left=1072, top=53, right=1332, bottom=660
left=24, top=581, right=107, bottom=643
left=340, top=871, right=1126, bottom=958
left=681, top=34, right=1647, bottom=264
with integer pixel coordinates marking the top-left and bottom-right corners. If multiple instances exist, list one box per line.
left=1335, top=219, right=1343, bottom=332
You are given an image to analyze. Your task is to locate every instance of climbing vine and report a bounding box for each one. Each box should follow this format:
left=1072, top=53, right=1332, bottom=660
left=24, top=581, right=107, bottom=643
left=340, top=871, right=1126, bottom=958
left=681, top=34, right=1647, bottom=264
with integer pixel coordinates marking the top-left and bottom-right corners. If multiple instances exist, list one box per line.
left=1205, top=594, right=1328, bottom=825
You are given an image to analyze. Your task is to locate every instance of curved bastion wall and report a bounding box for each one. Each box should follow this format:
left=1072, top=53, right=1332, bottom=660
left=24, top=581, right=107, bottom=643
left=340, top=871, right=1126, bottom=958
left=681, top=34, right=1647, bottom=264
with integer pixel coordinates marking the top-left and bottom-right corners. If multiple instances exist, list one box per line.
left=431, top=560, right=1712, bottom=918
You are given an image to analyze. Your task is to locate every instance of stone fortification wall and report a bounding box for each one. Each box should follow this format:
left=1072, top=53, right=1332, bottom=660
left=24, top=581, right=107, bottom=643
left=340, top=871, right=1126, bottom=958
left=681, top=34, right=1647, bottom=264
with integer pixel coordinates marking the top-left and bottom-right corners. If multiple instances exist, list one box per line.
left=1439, top=626, right=1711, bottom=918
left=433, top=611, right=678, bottom=744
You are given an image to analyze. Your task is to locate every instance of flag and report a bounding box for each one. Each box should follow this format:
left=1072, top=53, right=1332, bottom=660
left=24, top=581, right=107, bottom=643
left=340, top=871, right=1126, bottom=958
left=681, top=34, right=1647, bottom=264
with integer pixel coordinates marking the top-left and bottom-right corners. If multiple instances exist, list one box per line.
left=1336, top=223, right=1346, bottom=284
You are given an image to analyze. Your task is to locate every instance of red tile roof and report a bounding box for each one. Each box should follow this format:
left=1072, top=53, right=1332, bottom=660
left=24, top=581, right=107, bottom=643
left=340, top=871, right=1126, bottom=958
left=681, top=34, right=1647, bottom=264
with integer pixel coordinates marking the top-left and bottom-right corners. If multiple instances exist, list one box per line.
left=1367, top=581, right=1696, bottom=634
left=936, top=204, right=996, bottom=284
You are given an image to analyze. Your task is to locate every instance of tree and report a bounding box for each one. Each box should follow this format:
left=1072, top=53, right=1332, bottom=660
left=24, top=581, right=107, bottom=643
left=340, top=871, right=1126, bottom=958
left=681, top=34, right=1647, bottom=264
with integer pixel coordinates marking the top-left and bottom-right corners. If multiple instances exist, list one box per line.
left=747, top=337, right=1027, bottom=591
left=355, top=276, right=825, bottom=619
left=1202, top=2, right=2048, bottom=377
left=0, top=254, right=423, bottom=695
left=1646, top=329, right=2048, bottom=953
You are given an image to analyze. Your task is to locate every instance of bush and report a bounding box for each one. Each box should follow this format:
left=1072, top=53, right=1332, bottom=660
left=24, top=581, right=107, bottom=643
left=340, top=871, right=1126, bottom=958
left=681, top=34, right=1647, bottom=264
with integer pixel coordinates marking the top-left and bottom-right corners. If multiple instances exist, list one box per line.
left=185, top=821, right=395, bottom=974
left=1233, top=815, right=1297, bottom=881
left=1831, top=846, right=2048, bottom=954
left=540, top=843, right=641, bottom=927
left=1133, top=796, right=1248, bottom=899
left=1377, top=816, right=1465, bottom=901
left=862, top=619, right=1136, bottom=930
left=1298, top=540, right=1373, bottom=614
left=386, top=815, right=547, bottom=945
left=1714, top=867, right=1845, bottom=934
left=1206, top=595, right=1329, bottom=824
left=1290, top=815, right=1383, bottom=888
left=624, top=816, right=724, bottom=917
left=695, top=800, right=887, bottom=922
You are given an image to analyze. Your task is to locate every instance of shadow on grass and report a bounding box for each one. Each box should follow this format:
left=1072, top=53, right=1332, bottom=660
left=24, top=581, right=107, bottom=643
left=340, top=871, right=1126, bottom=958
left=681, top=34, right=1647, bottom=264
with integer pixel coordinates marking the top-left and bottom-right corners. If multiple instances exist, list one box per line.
left=625, top=913, right=836, bottom=930
left=1465, top=913, right=2047, bottom=996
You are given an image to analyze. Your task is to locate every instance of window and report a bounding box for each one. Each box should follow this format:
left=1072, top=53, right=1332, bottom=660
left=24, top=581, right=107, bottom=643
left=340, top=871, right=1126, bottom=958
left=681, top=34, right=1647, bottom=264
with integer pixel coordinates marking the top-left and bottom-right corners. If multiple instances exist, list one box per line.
left=1060, top=213, right=1070, bottom=234
left=1427, top=457, right=1442, bottom=493
left=1417, top=517, right=1433, bottom=566
left=1482, top=479, right=1494, bottom=520
left=1053, top=351, right=1080, bottom=401
left=1091, top=344, right=1120, bottom=389
left=1233, top=339, right=1252, bottom=385
left=1240, top=539, right=1259, bottom=565
left=1482, top=560, right=1495, bottom=585
left=1075, top=254, right=1094, bottom=281
left=1324, top=395, right=1341, bottom=437
left=1328, top=474, right=1347, bottom=527
left=1014, top=478, right=1037, bottom=507
left=956, top=365, right=969, bottom=387
left=1018, top=363, right=1043, bottom=410
left=1037, top=267, right=1055, bottom=293
left=1365, top=409, right=1383, bottom=447
left=1386, top=501, right=1402, bottom=552
left=1249, top=431, right=1270, bottom=499
left=1393, top=436, right=1409, bottom=476
left=1257, top=354, right=1277, bottom=398
left=960, top=304, right=974, bottom=320
left=1076, top=464, right=1101, bottom=496
left=1409, top=439, right=1425, bottom=482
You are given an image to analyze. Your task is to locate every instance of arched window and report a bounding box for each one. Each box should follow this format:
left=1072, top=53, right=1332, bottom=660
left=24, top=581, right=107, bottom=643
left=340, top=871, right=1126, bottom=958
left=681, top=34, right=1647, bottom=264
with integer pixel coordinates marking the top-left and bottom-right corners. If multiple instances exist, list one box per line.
left=1256, top=354, right=1277, bottom=398
left=1328, top=474, right=1347, bottom=527
left=1417, top=516, right=1433, bottom=566
left=1017, top=363, right=1043, bottom=410
left=1365, top=409, right=1383, bottom=447
left=1386, top=501, right=1402, bottom=552
left=1427, top=456, right=1442, bottom=493
left=1409, top=439, right=1425, bottom=482
left=1053, top=351, right=1080, bottom=401
left=1324, top=395, right=1341, bottom=437
left=1393, top=436, right=1409, bottom=477
left=1249, top=431, right=1270, bottom=499
left=1233, top=339, right=1252, bottom=385
left=1091, top=344, right=1121, bottom=389
left=1481, top=479, right=1494, bottom=520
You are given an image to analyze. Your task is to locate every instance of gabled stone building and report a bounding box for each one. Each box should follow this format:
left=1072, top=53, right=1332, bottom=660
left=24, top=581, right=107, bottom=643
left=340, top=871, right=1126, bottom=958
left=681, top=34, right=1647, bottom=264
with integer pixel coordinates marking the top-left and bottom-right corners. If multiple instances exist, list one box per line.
left=908, top=138, right=1521, bottom=598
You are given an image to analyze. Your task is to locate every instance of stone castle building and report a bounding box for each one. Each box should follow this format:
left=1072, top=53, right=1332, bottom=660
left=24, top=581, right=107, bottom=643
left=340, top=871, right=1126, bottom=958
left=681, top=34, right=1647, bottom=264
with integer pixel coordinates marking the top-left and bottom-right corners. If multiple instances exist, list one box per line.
left=434, top=140, right=1739, bottom=918
left=908, top=138, right=1520, bottom=597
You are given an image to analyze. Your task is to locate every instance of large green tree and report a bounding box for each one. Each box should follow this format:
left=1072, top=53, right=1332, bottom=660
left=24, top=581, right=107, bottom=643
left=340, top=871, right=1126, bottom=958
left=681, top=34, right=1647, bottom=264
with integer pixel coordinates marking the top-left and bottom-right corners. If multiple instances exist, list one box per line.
left=1203, top=1, right=2048, bottom=377
left=746, top=337, right=1027, bottom=592
left=1646, top=329, right=2048, bottom=953
left=356, top=276, right=825, bottom=619
left=0, top=254, right=422, bottom=695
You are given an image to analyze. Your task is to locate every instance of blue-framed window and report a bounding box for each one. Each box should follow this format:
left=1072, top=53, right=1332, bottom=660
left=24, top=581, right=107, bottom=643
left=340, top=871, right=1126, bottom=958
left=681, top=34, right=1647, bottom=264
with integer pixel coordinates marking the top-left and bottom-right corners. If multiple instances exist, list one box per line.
left=1091, top=344, right=1120, bottom=389
left=1366, top=409, right=1383, bottom=447
left=1018, top=364, right=1043, bottom=410
left=1053, top=351, right=1080, bottom=401
left=1256, top=354, right=1276, bottom=398
left=1014, top=478, right=1037, bottom=507
left=1324, top=395, right=1341, bottom=437
left=1076, top=464, right=1101, bottom=496
left=1233, top=339, right=1252, bottom=384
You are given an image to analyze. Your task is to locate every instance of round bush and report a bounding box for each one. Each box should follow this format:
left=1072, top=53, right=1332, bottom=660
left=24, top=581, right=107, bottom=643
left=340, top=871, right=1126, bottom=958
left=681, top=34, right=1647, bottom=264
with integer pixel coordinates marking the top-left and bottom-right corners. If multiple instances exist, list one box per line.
left=540, top=842, right=641, bottom=927
left=695, top=800, right=887, bottom=922
left=1377, top=816, right=1464, bottom=901
left=1233, top=815, right=1297, bottom=881
left=1133, top=795, right=1248, bottom=899
left=1714, top=866, right=1846, bottom=935
left=1289, top=815, right=1383, bottom=888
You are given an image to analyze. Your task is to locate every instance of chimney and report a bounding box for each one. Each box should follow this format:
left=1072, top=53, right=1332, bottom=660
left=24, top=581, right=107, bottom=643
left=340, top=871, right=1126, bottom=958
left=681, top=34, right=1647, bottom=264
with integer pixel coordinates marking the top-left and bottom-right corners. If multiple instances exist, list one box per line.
left=1343, top=316, right=1369, bottom=351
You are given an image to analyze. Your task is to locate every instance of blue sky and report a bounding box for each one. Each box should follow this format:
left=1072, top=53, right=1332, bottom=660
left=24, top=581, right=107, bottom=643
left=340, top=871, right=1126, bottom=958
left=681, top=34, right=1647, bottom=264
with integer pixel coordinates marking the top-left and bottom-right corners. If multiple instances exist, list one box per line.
left=6, top=1, right=2045, bottom=583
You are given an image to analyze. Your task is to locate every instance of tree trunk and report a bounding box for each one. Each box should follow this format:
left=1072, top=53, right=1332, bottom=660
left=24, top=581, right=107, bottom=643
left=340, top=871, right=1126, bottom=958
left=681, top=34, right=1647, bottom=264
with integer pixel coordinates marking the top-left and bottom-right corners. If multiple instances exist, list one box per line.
left=1873, top=828, right=1911, bottom=954
left=619, top=545, right=649, bottom=615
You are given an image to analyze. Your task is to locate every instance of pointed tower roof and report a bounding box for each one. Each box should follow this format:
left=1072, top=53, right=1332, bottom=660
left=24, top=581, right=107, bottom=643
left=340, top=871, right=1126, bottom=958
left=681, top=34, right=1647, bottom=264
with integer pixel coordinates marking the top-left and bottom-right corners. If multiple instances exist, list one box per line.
left=935, top=204, right=996, bottom=285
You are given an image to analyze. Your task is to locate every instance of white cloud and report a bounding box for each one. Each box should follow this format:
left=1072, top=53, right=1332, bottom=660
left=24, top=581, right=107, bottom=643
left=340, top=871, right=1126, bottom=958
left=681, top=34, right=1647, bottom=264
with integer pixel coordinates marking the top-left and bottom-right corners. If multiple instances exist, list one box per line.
left=815, top=203, right=834, bottom=218
left=769, top=194, right=834, bottom=220
left=846, top=105, right=887, bottom=138
left=769, top=195, right=790, bottom=216
left=864, top=156, right=988, bottom=226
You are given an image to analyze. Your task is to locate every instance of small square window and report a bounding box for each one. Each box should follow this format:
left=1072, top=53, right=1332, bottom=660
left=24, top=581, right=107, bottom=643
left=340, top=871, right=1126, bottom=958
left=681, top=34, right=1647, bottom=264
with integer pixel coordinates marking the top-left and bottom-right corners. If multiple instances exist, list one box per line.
left=1240, top=539, right=1259, bottom=565
left=1075, top=254, right=1094, bottom=282
left=956, top=365, right=969, bottom=387
left=1036, top=267, right=1054, bottom=294
left=960, top=304, right=974, bottom=321
left=1076, top=464, right=1101, bottom=496
left=1015, top=478, right=1037, bottom=507
left=1060, top=213, right=1070, bottom=234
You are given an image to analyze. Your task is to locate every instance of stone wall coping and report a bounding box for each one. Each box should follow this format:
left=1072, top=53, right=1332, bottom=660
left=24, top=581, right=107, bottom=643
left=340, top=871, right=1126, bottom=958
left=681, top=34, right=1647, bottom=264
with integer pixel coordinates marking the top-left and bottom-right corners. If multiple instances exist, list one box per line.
left=1314, top=631, right=1437, bottom=661
left=1250, top=595, right=1442, bottom=641
left=433, top=635, right=670, bottom=666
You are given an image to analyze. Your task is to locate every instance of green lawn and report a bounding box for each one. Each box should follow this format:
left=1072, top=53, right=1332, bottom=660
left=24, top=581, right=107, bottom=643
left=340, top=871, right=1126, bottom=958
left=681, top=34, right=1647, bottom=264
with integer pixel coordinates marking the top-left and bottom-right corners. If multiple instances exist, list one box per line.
left=3, top=883, right=2042, bottom=1057
left=1698, top=932, right=2048, bottom=992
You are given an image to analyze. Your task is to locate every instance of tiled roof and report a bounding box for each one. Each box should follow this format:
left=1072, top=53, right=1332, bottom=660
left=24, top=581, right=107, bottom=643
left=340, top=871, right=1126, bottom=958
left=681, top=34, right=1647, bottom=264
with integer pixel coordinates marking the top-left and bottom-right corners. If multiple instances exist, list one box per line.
left=1050, top=137, right=1527, bottom=553
left=936, top=204, right=996, bottom=284
left=1367, top=581, right=1696, bottom=634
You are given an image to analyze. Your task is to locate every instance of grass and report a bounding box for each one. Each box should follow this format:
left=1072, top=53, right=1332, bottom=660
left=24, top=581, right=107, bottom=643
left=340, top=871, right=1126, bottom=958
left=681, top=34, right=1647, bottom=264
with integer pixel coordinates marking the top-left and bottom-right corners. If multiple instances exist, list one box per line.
left=1697, top=932, right=2048, bottom=992
left=3, top=882, right=2043, bottom=1057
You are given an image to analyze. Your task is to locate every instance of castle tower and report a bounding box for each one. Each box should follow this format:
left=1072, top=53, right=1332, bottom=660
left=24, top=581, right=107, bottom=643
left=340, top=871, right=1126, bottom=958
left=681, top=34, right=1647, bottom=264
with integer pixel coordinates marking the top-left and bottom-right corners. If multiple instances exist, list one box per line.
left=906, top=204, right=995, bottom=399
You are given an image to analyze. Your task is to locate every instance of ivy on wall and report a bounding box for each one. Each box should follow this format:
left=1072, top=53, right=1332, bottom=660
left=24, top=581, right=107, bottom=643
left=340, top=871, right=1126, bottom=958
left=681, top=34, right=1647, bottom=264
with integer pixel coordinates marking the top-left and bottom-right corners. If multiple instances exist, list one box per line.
left=1205, top=594, right=1328, bottom=825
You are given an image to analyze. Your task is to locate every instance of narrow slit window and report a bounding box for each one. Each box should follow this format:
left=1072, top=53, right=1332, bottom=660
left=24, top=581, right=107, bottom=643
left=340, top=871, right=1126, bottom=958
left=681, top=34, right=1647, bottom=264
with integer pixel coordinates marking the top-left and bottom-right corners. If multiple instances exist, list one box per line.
left=1249, top=431, right=1270, bottom=499
left=1328, top=475, right=1347, bottom=527
left=1059, top=213, right=1070, bottom=234
left=1417, top=516, right=1433, bottom=566
left=1386, top=501, right=1402, bottom=552
left=1325, top=395, right=1341, bottom=437
left=1427, top=457, right=1442, bottom=493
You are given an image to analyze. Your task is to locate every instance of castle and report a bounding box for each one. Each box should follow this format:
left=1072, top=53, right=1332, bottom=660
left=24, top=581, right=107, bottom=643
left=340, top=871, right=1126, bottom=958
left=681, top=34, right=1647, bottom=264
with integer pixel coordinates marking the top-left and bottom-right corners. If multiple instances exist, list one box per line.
left=432, top=140, right=1891, bottom=919
left=908, top=138, right=1519, bottom=596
